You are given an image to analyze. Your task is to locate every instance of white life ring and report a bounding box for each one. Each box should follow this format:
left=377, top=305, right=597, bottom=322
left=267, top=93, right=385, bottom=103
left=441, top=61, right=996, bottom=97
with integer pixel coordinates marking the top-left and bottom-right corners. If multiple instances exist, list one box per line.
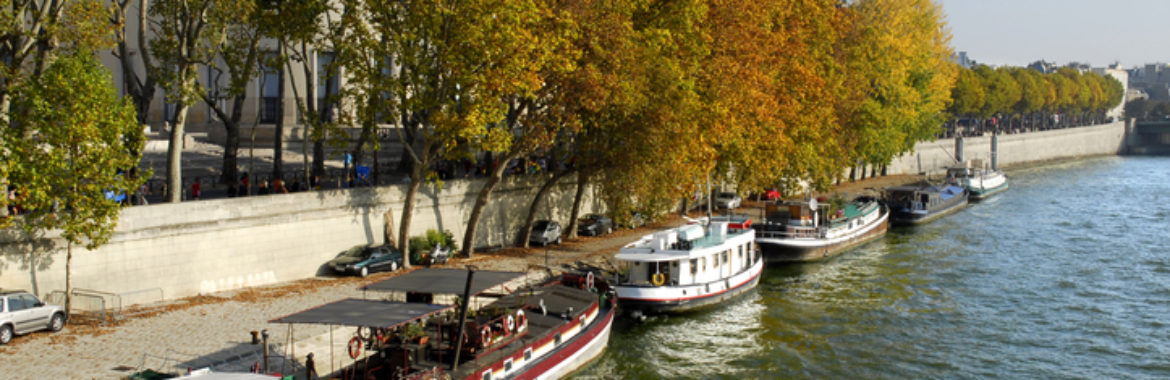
left=481, top=326, right=491, bottom=348
left=515, top=310, right=527, bottom=333
left=505, top=315, right=515, bottom=334
left=586, top=272, right=595, bottom=290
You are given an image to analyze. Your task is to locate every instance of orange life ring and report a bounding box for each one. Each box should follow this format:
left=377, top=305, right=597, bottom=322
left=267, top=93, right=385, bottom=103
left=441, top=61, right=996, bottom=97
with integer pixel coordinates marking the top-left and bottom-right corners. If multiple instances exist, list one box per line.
left=516, top=310, right=527, bottom=332
left=586, top=272, right=595, bottom=290
left=347, top=336, right=362, bottom=359
left=481, top=326, right=492, bottom=348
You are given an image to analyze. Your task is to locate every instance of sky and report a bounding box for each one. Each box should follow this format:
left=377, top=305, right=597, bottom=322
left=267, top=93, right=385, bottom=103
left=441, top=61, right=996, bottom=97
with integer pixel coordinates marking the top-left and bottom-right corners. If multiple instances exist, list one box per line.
left=936, top=0, right=1170, bottom=69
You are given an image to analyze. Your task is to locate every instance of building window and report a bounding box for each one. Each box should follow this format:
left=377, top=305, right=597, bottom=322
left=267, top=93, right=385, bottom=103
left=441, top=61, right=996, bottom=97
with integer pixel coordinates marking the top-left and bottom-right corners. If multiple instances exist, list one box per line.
left=316, top=52, right=339, bottom=122
left=260, top=53, right=280, bottom=123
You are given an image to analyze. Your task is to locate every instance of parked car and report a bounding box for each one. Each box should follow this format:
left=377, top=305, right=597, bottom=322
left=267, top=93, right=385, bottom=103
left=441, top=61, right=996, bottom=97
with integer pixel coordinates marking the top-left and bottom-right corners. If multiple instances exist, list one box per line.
left=1, top=290, right=66, bottom=345
left=328, top=245, right=404, bottom=277
left=714, top=192, right=742, bottom=209
left=577, top=214, right=615, bottom=236
left=530, top=220, right=563, bottom=246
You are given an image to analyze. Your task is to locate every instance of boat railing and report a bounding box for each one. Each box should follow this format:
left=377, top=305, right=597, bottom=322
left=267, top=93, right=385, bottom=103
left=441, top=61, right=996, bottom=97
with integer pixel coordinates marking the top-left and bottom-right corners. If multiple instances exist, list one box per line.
left=753, top=225, right=823, bottom=239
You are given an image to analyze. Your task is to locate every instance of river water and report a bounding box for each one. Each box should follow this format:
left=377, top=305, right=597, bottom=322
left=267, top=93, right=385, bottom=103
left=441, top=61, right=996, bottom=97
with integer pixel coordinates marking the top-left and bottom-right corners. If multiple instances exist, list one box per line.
left=577, top=156, right=1170, bottom=379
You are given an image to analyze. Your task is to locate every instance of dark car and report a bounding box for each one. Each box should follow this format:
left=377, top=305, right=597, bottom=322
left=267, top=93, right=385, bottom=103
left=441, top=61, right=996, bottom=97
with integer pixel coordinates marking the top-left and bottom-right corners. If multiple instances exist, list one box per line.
left=328, top=245, right=404, bottom=277
left=577, top=214, right=614, bottom=236
left=530, top=220, right=562, bottom=246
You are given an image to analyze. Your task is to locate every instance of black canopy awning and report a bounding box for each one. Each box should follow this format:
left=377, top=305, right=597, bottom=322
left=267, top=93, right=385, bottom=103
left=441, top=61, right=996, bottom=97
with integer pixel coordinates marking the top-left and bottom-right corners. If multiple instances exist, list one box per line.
left=360, top=268, right=526, bottom=295
left=270, top=298, right=451, bottom=328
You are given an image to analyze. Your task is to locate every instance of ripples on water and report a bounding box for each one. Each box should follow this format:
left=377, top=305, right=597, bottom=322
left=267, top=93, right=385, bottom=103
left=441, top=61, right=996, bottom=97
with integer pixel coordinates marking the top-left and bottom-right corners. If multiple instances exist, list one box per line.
left=577, top=156, right=1170, bottom=379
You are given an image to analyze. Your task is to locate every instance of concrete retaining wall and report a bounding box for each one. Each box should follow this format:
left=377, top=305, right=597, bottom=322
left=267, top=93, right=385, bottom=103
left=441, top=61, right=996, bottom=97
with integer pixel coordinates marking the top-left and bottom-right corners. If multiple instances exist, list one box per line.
left=887, top=121, right=1125, bottom=175
left=0, top=176, right=599, bottom=301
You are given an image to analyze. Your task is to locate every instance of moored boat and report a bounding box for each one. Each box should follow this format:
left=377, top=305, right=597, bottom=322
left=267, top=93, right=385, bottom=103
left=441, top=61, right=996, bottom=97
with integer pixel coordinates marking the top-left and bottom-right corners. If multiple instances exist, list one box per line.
left=883, top=183, right=968, bottom=226
left=272, top=268, right=616, bottom=380
left=753, top=196, right=889, bottom=263
left=947, top=160, right=1009, bottom=201
left=613, top=218, right=763, bottom=316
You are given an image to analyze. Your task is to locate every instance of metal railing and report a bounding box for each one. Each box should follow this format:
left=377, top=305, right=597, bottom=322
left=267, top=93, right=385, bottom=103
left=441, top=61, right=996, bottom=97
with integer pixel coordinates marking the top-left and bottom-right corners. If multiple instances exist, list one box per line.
left=44, top=287, right=164, bottom=324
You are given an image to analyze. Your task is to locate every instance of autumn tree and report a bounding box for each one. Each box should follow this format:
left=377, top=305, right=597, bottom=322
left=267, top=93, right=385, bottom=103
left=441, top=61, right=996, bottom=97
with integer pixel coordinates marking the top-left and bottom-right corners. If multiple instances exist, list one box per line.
left=3, top=51, right=146, bottom=312
left=585, top=0, right=712, bottom=221
left=2, top=0, right=120, bottom=216
left=838, top=0, right=957, bottom=176
left=202, top=0, right=264, bottom=186
left=149, top=0, right=235, bottom=202
left=459, top=0, right=580, bottom=258
left=703, top=0, right=848, bottom=194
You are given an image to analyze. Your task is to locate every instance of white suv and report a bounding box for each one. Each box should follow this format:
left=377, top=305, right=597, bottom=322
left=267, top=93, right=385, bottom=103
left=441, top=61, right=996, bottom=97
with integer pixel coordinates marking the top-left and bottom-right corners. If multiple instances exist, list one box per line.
left=0, top=290, right=66, bottom=344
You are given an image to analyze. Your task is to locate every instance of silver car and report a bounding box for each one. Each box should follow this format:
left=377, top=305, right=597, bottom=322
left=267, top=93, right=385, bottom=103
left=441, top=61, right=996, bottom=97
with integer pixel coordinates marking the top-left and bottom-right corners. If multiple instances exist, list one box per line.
left=714, top=192, right=742, bottom=209
left=0, top=290, right=66, bottom=344
left=530, top=220, right=563, bottom=246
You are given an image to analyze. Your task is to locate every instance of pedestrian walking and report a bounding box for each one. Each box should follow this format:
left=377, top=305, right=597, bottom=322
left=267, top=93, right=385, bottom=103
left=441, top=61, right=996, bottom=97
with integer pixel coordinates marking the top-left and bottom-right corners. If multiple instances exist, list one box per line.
left=305, top=353, right=318, bottom=380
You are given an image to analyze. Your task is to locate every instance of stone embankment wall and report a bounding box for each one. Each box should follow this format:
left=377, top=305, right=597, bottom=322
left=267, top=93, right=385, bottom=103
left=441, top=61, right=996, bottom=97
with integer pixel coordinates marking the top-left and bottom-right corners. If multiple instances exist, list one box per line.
left=0, top=121, right=1127, bottom=303
left=0, top=176, right=599, bottom=302
left=888, top=121, right=1126, bottom=175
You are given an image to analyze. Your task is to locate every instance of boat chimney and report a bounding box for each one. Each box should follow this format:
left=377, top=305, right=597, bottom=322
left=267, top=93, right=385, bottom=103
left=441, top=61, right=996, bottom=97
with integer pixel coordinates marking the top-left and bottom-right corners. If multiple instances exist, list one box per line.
left=955, top=135, right=964, bottom=163
left=991, top=131, right=998, bottom=170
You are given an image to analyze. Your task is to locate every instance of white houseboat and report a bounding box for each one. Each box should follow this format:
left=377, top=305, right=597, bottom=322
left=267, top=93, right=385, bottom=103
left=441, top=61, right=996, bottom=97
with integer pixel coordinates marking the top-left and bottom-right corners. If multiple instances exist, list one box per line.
left=947, top=159, right=1009, bottom=201
left=754, top=196, right=889, bottom=263
left=614, top=219, right=763, bottom=315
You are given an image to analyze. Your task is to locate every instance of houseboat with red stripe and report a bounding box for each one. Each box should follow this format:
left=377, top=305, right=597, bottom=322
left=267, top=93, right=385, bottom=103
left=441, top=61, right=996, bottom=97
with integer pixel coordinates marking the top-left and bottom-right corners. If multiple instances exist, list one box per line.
left=271, top=268, right=616, bottom=380
left=613, top=218, right=763, bottom=316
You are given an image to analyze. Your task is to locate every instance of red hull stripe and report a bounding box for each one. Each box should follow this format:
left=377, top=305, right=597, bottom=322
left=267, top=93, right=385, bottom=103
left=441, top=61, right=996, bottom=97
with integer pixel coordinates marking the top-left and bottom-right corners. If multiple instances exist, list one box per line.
left=460, top=300, right=615, bottom=380
left=619, top=264, right=762, bottom=303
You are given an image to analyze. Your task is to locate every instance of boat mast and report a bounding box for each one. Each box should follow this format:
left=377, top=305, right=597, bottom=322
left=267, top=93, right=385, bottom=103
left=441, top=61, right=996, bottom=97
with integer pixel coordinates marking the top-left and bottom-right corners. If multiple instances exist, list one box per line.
left=452, top=266, right=478, bottom=371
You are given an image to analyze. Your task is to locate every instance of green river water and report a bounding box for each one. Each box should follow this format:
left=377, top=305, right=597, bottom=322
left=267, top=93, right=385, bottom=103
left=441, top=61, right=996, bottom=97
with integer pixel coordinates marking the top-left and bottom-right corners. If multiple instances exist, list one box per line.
left=575, top=156, right=1170, bottom=379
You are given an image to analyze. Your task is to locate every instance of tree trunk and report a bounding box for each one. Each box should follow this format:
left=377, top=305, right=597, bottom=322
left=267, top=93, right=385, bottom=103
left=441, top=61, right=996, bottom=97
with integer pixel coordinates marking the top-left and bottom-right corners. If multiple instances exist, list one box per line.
left=272, top=50, right=285, bottom=182
left=220, top=121, right=240, bottom=185
left=518, top=170, right=573, bottom=248
left=167, top=102, right=190, bottom=203
left=398, top=164, right=424, bottom=269
left=566, top=171, right=588, bottom=239
left=461, top=152, right=514, bottom=258
left=65, top=241, right=72, bottom=315
left=383, top=208, right=396, bottom=248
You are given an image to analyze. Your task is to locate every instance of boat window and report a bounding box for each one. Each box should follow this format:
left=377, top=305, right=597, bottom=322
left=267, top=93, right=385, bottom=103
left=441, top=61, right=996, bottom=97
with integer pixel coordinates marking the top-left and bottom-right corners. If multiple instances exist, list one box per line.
left=738, top=245, right=743, bottom=259
left=712, top=254, right=719, bottom=267
left=701, top=257, right=706, bottom=271
left=524, top=347, right=533, bottom=360
left=722, top=251, right=729, bottom=265
left=482, top=370, right=492, bottom=380
left=689, top=259, right=697, bottom=274
left=555, top=332, right=563, bottom=345
left=505, top=358, right=513, bottom=372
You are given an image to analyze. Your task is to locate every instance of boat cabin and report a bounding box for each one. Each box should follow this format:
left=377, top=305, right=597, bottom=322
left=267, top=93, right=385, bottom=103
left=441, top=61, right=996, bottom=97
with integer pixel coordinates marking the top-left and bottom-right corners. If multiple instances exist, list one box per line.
left=883, top=185, right=964, bottom=212
left=615, top=221, right=759, bottom=288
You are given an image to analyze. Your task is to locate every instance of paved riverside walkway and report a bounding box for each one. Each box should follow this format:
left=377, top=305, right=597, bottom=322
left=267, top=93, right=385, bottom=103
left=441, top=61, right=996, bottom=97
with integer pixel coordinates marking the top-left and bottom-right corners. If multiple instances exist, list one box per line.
left=0, top=224, right=658, bottom=379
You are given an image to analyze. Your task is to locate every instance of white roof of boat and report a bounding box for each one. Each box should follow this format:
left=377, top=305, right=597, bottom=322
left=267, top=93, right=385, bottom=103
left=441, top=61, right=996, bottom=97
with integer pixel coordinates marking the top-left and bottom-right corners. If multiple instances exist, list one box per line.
left=177, top=369, right=278, bottom=379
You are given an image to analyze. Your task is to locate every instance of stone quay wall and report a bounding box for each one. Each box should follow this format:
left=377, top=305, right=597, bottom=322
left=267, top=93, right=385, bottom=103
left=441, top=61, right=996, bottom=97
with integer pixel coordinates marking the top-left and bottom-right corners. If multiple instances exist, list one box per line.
left=0, top=176, right=599, bottom=303
left=887, top=121, right=1126, bottom=175
left=0, top=121, right=1126, bottom=303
